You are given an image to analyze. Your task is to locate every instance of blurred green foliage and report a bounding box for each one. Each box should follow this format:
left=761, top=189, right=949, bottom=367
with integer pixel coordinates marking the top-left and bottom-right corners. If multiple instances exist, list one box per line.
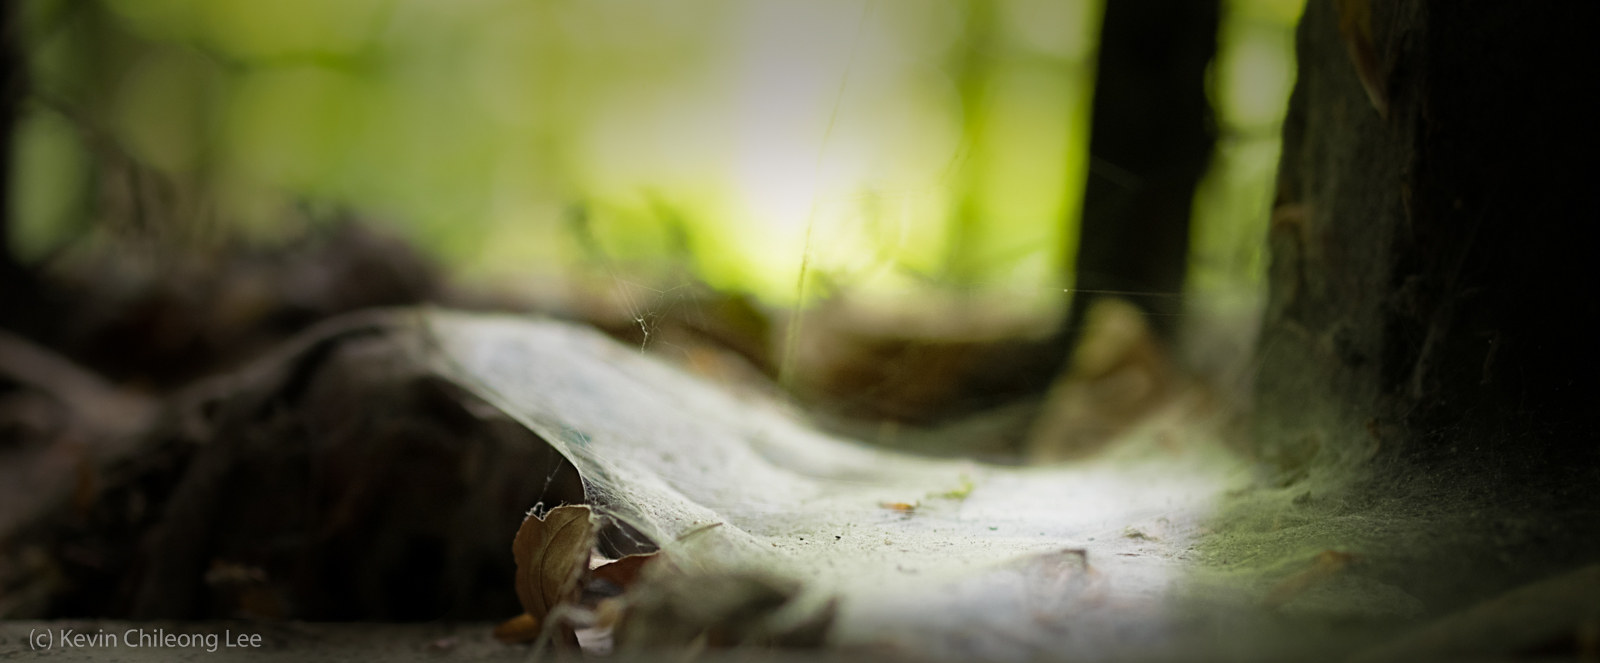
left=1189, top=0, right=1303, bottom=303
left=8, top=0, right=1300, bottom=321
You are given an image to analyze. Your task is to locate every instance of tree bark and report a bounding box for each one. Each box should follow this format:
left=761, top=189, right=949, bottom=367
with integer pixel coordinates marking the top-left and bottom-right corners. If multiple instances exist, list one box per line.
left=1256, top=0, right=1598, bottom=482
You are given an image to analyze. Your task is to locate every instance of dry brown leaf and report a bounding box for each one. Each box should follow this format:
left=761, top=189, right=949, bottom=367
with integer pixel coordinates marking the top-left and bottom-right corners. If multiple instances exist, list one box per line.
left=592, top=552, right=661, bottom=590
left=493, top=613, right=541, bottom=644
left=879, top=502, right=917, bottom=512
left=511, top=504, right=597, bottom=645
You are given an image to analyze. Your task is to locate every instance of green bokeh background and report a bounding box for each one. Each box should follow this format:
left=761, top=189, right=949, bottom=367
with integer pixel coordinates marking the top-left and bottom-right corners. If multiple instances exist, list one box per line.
left=9, top=0, right=1303, bottom=322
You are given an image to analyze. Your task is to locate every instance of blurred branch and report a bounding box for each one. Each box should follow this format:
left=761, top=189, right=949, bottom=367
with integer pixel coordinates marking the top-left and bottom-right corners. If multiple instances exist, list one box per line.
left=941, top=0, right=997, bottom=287
left=0, top=329, right=156, bottom=440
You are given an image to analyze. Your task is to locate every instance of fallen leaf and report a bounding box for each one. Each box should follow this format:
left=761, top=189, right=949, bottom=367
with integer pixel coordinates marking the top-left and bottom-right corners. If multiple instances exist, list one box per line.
left=203, top=560, right=282, bottom=619
left=493, top=613, right=541, bottom=644
left=879, top=502, right=917, bottom=512
left=510, top=504, right=597, bottom=646
left=592, top=552, right=661, bottom=590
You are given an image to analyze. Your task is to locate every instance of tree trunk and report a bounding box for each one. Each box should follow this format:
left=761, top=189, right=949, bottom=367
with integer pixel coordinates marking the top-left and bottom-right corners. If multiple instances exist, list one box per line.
left=1, top=0, right=29, bottom=316
left=1066, top=0, right=1219, bottom=346
left=1256, top=0, right=1597, bottom=486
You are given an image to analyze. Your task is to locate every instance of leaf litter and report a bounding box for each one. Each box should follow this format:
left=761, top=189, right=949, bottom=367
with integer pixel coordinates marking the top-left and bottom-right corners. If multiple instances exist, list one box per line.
left=495, top=504, right=595, bottom=646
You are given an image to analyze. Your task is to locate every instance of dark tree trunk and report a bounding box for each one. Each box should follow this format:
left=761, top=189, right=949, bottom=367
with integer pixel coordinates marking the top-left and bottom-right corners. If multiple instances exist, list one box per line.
left=1066, top=0, right=1219, bottom=346
left=1257, top=0, right=1597, bottom=489
left=1, top=0, right=28, bottom=309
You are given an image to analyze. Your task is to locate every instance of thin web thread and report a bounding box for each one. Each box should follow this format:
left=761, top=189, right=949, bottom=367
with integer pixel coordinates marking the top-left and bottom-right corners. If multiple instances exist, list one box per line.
left=570, top=205, right=704, bottom=355
left=778, top=0, right=876, bottom=390
left=615, top=279, right=696, bottom=354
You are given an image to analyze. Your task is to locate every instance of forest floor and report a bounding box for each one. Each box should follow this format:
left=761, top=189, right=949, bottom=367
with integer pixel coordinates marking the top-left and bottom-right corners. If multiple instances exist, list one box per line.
left=3, top=225, right=1597, bottom=662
